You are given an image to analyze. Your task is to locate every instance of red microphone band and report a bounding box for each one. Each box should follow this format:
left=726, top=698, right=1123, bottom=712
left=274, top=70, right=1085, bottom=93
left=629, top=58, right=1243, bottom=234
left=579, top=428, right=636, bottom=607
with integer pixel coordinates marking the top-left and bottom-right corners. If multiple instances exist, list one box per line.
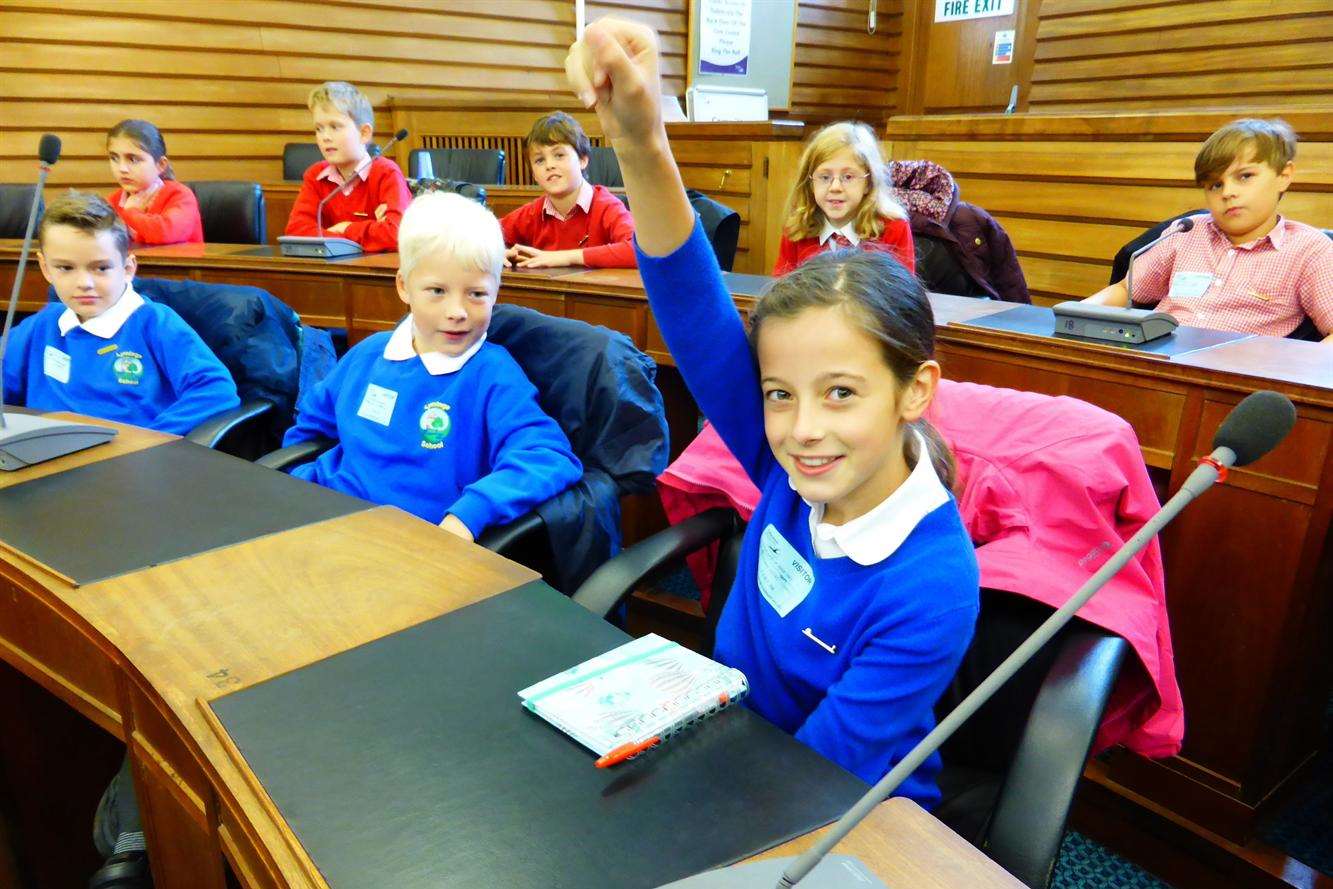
left=1200, top=455, right=1229, bottom=483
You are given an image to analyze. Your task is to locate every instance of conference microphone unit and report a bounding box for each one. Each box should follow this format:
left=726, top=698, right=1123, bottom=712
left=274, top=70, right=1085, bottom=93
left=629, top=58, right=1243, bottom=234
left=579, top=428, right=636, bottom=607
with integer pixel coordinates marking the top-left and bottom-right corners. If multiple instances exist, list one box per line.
left=1125, top=216, right=1193, bottom=307
left=278, top=128, right=410, bottom=259
left=660, top=390, right=1297, bottom=889
left=0, top=134, right=118, bottom=471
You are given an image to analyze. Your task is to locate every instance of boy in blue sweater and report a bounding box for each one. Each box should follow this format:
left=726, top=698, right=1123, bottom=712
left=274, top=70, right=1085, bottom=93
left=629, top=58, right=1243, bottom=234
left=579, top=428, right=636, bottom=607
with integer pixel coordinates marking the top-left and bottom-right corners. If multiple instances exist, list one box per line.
left=282, top=191, right=582, bottom=539
left=567, top=21, right=979, bottom=805
left=2, top=191, right=239, bottom=435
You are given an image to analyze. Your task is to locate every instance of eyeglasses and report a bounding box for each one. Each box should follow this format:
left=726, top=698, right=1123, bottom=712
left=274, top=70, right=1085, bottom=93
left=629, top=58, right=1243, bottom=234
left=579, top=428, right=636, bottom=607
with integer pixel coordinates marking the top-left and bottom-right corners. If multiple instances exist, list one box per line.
left=810, top=172, right=870, bottom=188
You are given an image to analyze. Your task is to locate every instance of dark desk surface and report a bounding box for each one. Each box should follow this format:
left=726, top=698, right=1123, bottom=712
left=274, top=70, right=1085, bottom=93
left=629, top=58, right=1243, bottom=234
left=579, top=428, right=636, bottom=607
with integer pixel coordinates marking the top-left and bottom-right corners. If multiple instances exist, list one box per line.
left=210, top=581, right=869, bottom=889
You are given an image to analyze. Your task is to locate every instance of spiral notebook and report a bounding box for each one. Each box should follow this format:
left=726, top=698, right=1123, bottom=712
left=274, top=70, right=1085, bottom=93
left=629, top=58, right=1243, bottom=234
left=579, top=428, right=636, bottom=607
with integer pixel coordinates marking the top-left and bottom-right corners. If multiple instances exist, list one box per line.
left=518, top=633, right=749, bottom=757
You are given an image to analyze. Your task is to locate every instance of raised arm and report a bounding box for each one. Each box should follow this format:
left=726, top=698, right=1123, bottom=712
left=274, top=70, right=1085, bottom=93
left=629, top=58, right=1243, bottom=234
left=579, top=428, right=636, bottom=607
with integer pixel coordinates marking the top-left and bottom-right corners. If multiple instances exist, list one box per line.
left=566, top=20, right=771, bottom=480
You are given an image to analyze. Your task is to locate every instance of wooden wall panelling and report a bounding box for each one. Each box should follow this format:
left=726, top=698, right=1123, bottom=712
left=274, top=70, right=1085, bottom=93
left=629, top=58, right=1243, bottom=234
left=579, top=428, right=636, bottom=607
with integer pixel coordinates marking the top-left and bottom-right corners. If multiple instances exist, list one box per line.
left=0, top=0, right=687, bottom=194
left=1031, top=0, right=1333, bottom=112
left=885, top=109, right=1333, bottom=306
left=785, top=0, right=904, bottom=125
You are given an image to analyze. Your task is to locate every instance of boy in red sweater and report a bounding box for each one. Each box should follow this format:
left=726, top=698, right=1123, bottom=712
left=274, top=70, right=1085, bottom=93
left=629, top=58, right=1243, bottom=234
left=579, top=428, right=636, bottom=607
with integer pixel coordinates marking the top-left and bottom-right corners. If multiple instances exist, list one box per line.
left=500, top=111, right=636, bottom=268
left=284, top=81, right=411, bottom=253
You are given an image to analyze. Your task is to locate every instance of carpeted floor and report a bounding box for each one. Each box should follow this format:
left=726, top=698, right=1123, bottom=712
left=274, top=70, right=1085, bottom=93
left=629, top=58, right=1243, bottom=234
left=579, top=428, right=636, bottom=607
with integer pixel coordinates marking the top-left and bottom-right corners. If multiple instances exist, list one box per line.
left=1052, top=832, right=1174, bottom=888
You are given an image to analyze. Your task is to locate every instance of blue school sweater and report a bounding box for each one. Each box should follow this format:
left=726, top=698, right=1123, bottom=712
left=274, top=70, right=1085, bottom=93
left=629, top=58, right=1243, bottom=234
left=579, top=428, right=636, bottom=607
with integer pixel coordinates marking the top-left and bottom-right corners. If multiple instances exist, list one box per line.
left=283, top=329, right=582, bottom=533
left=2, top=291, right=240, bottom=435
left=637, top=222, right=979, bottom=805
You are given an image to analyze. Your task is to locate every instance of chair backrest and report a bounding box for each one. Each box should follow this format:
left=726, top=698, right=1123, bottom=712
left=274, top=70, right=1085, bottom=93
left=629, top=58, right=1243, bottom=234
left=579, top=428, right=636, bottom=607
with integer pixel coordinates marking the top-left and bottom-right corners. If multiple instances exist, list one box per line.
left=408, top=148, right=506, bottom=184
left=914, top=234, right=991, bottom=298
left=686, top=189, right=741, bottom=272
left=583, top=147, right=624, bottom=188
left=131, top=278, right=306, bottom=441
left=282, top=143, right=323, bottom=181
left=0, top=184, right=42, bottom=239
left=485, top=303, right=668, bottom=489
left=184, top=181, right=266, bottom=244
left=1109, top=209, right=1203, bottom=285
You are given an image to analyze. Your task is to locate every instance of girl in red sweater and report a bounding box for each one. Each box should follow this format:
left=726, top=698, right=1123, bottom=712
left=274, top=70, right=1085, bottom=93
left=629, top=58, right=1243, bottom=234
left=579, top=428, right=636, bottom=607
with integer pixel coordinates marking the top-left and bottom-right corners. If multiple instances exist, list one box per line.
left=106, top=119, right=203, bottom=245
left=774, top=122, right=913, bottom=276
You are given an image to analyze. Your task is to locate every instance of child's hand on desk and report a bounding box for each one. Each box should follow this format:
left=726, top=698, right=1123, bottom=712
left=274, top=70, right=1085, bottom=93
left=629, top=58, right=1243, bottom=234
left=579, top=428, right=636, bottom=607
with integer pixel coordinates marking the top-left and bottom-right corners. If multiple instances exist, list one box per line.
left=374, top=203, right=387, bottom=221
left=439, top=514, right=474, bottom=542
left=566, top=18, right=663, bottom=145
left=509, top=244, right=581, bottom=269
left=327, top=221, right=352, bottom=235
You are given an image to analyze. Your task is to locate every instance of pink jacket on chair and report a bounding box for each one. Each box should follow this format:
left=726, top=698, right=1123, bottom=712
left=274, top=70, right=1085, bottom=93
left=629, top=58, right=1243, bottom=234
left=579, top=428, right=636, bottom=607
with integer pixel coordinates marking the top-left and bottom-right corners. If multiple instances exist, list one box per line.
left=657, top=379, right=1185, bottom=758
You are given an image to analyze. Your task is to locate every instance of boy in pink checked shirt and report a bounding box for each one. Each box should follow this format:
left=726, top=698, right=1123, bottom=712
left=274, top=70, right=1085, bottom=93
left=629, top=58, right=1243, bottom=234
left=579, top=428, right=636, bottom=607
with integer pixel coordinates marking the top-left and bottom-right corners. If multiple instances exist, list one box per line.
left=1086, top=118, right=1333, bottom=343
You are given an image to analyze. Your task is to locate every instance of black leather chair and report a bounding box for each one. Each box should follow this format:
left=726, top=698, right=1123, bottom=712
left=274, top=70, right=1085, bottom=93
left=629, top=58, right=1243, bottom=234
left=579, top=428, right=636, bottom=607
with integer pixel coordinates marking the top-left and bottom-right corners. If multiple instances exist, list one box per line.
left=584, top=146, right=624, bottom=188
left=282, top=143, right=323, bottom=181
left=407, top=148, right=505, bottom=184
left=258, top=303, right=669, bottom=591
left=131, top=277, right=333, bottom=458
left=571, top=507, right=1127, bottom=889
left=184, top=181, right=266, bottom=244
left=0, top=184, right=42, bottom=238
left=687, top=189, right=741, bottom=272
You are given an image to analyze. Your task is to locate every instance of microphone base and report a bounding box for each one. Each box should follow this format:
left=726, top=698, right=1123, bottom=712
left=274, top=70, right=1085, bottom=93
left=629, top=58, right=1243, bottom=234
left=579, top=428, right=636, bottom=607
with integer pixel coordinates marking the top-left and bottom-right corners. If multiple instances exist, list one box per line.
left=657, top=855, right=887, bottom=888
left=276, top=236, right=363, bottom=259
left=0, top=413, right=117, bottom=471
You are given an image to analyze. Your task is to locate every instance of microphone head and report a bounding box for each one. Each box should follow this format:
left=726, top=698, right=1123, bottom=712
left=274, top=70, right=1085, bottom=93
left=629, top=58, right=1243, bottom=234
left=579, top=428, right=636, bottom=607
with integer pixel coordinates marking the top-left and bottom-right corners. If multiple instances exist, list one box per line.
left=38, top=133, right=61, bottom=165
left=1176, top=217, right=1194, bottom=233
left=1212, top=390, right=1296, bottom=466
left=394, top=128, right=408, bottom=142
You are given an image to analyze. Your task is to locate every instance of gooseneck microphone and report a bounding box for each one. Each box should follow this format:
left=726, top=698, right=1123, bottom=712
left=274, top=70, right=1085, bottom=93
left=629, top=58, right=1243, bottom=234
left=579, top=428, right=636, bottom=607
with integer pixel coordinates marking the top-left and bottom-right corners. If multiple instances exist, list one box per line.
left=662, top=391, right=1298, bottom=888
left=1126, top=216, right=1194, bottom=305
left=0, top=133, right=62, bottom=429
left=0, top=134, right=118, bottom=470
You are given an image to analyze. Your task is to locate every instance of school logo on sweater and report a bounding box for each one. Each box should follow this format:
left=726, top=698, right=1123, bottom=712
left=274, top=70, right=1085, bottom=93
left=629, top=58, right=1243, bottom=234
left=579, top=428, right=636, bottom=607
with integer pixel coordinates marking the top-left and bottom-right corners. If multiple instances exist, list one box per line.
left=419, top=402, right=451, bottom=449
left=113, top=351, right=145, bottom=386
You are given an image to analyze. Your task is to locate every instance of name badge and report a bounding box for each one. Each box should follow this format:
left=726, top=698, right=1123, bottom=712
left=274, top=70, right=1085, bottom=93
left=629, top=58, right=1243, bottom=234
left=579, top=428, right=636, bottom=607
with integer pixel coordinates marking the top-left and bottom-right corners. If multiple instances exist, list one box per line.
left=757, top=524, right=815, bottom=617
left=43, top=346, right=71, bottom=384
left=1168, top=272, right=1213, bottom=299
left=356, top=383, right=398, bottom=426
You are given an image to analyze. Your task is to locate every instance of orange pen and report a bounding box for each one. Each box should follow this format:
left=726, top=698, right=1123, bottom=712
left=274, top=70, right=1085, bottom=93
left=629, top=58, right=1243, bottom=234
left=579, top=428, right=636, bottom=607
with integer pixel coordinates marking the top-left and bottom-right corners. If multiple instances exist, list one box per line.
left=595, top=736, right=661, bottom=768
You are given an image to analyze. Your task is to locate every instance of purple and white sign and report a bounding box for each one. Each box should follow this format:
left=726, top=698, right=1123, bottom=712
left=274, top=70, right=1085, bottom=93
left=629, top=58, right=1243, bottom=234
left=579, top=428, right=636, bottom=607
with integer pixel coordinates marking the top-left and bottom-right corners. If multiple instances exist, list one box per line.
left=699, top=0, right=751, bottom=76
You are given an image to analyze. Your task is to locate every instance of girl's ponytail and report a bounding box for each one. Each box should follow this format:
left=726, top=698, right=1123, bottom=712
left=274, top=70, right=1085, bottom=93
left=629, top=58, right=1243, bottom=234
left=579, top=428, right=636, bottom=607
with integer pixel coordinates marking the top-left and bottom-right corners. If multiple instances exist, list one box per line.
left=909, top=418, right=957, bottom=494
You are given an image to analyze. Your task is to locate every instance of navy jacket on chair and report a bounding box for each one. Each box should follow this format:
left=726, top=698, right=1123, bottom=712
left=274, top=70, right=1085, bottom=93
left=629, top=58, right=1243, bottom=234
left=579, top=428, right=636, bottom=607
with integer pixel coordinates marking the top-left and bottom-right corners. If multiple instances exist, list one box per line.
left=486, top=303, right=669, bottom=592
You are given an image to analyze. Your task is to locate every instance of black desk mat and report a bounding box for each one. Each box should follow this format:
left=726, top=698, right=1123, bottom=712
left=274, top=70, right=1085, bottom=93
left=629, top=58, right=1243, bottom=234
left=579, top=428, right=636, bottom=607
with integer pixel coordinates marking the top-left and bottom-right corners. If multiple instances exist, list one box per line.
left=956, top=304, right=1252, bottom=358
left=0, top=439, right=369, bottom=585
left=722, top=271, right=776, bottom=298
left=211, top=581, right=868, bottom=889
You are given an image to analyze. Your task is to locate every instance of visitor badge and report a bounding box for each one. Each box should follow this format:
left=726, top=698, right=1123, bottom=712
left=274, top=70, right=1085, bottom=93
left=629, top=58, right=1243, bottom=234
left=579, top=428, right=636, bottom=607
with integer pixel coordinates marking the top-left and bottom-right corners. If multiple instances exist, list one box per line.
left=43, top=346, right=71, bottom=384
left=356, top=383, right=398, bottom=426
left=757, top=524, right=815, bottom=617
left=1168, top=272, right=1213, bottom=299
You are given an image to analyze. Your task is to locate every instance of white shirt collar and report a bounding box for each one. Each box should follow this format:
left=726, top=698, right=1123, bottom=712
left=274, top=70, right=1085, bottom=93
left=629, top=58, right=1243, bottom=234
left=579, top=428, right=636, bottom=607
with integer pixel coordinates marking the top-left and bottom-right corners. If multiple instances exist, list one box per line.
left=383, top=316, right=486, bottom=375
left=797, top=429, right=951, bottom=565
left=819, top=219, right=861, bottom=247
left=57, top=284, right=144, bottom=338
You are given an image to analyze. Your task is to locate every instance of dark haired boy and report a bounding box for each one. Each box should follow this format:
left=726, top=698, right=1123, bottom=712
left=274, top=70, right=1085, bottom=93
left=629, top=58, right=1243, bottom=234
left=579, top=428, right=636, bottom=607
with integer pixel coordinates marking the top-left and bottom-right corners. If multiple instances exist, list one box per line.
left=1086, top=118, right=1332, bottom=342
left=499, top=111, right=637, bottom=268
left=2, top=191, right=239, bottom=432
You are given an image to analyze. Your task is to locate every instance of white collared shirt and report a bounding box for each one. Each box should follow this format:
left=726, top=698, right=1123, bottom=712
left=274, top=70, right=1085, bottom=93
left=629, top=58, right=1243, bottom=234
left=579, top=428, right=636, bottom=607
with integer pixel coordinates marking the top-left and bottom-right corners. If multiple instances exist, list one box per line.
left=382, top=317, right=486, bottom=375
left=57, top=284, right=144, bottom=339
left=819, top=219, right=862, bottom=247
left=797, top=429, right=951, bottom=565
left=541, top=180, right=594, bottom=222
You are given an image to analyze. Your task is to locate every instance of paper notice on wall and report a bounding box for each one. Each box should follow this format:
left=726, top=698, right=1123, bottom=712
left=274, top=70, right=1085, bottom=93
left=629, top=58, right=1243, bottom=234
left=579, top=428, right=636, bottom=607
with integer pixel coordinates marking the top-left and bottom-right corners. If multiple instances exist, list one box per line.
left=935, top=0, right=1015, bottom=22
left=699, top=0, right=751, bottom=75
left=993, top=29, right=1015, bottom=64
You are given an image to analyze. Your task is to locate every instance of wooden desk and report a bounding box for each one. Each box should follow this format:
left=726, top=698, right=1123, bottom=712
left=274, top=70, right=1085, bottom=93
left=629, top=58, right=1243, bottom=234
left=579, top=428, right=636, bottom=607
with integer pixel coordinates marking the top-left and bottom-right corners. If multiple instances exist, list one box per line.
left=0, top=423, right=1020, bottom=889
left=3, top=243, right=1330, bottom=859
